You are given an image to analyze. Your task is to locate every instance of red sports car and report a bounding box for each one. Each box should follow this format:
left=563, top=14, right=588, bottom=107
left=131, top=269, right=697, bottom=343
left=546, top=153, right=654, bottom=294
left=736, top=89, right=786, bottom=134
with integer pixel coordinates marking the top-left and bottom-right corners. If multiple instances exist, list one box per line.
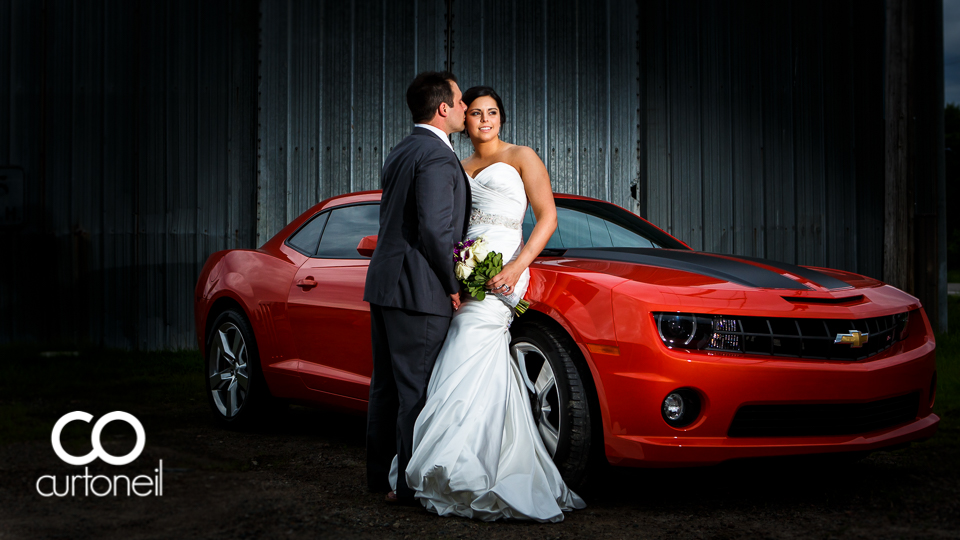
left=194, top=191, right=938, bottom=486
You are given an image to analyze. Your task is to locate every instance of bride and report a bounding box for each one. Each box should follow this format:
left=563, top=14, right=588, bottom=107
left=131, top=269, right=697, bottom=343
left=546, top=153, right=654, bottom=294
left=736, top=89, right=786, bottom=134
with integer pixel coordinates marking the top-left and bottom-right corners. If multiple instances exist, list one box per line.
left=389, top=86, right=586, bottom=522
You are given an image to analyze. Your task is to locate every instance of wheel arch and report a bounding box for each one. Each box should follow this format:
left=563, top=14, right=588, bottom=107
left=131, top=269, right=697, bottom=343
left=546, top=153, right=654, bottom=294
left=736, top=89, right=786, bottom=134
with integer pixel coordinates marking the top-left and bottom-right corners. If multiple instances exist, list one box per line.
left=204, top=294, right=255, bottom=360
left=513, top=309, right=609, bottom=465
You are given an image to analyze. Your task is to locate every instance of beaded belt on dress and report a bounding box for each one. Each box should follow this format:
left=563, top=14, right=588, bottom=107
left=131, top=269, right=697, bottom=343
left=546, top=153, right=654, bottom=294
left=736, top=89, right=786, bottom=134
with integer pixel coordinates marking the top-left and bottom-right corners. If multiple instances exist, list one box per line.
left=469, top=208, right=522, bottom=230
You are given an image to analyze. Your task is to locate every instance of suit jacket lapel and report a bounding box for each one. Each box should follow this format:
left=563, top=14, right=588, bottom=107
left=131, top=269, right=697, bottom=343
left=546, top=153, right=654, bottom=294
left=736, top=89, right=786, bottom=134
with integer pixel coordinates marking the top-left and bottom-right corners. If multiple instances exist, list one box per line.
left=457, top=160, right=472, bottom=238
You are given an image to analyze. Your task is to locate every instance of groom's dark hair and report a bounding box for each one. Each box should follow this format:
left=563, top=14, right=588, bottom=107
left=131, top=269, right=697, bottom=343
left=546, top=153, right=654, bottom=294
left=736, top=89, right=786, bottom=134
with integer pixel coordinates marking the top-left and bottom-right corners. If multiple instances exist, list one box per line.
left=407, top=71, right=458, bottom=124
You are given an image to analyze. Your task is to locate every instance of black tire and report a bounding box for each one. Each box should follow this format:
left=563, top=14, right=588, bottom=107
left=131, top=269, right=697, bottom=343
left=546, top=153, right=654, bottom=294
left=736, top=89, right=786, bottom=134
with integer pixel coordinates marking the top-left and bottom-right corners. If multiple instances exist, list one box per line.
left=510, top=320, right=594, bottom=488
left=205, top=307, right=273, bottom=427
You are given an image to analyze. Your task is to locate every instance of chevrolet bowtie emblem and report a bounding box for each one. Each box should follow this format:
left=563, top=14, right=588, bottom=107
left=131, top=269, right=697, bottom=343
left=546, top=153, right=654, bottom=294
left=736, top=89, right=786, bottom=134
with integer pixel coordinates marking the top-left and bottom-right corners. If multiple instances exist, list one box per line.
left=835, top=330, right=869, bottom=348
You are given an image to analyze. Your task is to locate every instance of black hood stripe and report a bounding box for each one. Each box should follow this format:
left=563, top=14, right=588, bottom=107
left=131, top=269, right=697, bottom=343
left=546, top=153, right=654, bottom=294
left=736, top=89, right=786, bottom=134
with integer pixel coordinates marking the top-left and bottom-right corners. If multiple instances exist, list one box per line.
left=561, top=248, right=816, bottom=290
left=730, top=254, right=852, bottom=290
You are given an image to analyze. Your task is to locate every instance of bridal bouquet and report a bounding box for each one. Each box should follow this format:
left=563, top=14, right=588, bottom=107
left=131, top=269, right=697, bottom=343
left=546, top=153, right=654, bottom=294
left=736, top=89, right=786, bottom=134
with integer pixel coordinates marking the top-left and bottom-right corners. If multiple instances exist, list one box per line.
left=454, top=236, right=529, bottom=315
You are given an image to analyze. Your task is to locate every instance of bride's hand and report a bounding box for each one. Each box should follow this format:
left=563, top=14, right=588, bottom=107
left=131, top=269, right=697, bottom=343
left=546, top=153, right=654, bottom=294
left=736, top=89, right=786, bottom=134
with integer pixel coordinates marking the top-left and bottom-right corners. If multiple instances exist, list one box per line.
left=486, top=262, right=523, bottom=295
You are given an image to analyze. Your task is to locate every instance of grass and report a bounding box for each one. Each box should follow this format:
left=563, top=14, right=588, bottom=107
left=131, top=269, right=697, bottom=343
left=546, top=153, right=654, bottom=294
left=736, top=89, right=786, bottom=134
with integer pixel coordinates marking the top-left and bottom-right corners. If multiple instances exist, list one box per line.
left=948, top=269, right=960, bottom=283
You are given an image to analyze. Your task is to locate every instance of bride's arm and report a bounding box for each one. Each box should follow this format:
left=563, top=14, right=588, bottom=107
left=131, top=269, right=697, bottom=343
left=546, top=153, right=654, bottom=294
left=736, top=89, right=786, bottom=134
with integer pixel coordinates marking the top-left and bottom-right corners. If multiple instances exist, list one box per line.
left=485, top=146, right=557, bottom=292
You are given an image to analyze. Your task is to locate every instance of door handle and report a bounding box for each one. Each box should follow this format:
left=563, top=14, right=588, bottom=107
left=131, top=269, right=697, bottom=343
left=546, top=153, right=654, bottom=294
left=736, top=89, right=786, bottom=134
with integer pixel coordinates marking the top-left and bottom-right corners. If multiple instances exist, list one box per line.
left=296, top=277, right=318, bottom=289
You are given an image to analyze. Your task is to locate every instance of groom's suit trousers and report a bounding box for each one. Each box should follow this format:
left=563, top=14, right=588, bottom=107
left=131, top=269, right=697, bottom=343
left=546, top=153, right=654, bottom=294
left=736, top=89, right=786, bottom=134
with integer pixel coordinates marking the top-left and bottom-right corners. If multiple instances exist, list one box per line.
left=366, top=303, right=450, bottom=498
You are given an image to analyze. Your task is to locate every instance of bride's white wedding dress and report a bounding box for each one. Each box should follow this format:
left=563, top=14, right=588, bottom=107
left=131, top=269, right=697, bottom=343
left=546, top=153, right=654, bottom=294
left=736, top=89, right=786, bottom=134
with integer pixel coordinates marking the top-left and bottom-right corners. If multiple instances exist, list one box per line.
left=389, top=162, right=586, bottom=522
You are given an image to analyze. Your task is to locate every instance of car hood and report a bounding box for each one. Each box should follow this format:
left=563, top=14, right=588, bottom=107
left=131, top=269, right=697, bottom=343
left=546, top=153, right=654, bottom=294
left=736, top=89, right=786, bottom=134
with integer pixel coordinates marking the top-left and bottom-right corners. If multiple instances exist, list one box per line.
left=549, top=248, right=879, bottom=292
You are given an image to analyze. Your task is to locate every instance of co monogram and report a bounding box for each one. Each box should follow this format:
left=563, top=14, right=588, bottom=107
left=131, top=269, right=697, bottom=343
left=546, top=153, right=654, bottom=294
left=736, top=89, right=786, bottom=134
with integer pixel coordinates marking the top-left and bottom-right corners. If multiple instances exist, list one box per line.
left=51, top=411, right=146, bottom=466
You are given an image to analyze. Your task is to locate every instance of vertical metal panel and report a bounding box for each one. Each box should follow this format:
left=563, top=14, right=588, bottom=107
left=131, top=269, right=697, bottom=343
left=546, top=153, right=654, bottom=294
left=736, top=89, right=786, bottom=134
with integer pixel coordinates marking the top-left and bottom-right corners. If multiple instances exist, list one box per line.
left=699, top=0, right=733, bottom=254
left=137, top=0, right=169, bottom=350
left=321, top=0, right=353, bottom=201
left=853, top=0, right=885, bottom=282
left=3, top=0, right=43, bottom=344
left=759, top=0, right=796, bottom=265
left=729, top=0, right=764, bottom=258
left=640, top=0, right=670, bottom=234
left=545, top=0, right=579, bottom=196
left=102, top=0, right=138, bottom=349
left=575, top=0, right=608, bottom=201
left=354, top=0, right=385, bottom=192
left=822, top=1, right=857, bottom=273
left=510, top=0, right=547, bottom=159
left=73, top=0, right=105, bottom=344
left=257, top=0, right=288, bottom=244
left=608, top=0, right=639, bottom=212
left=791, top=1, right=827, bottom=268
left=382, top=0, right=419, bottom=156
left=666, top=1, right=702, bottom=249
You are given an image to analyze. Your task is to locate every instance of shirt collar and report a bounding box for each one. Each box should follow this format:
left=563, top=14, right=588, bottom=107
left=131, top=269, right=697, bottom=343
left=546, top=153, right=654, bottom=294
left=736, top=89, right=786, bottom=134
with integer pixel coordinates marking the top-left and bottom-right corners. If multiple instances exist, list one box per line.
left=414, top=123, right=455, bottom=152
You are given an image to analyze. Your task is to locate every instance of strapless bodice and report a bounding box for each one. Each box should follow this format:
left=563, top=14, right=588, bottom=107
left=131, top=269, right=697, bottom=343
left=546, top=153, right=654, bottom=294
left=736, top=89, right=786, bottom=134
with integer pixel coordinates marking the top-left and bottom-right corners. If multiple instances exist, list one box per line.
left=467, top=162, right=527, bottom=228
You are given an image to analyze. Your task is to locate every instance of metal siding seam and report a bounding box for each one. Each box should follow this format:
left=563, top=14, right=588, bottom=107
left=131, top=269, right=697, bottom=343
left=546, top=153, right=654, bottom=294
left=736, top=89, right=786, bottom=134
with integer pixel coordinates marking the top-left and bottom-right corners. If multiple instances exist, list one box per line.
left=574, top=0, right=580, bottom=194
left=285, top=0, right=292, bottom=224
left=543, top=0, right=548, bottom=175
left=350, top=0, right=355, bottom=193
left=605, top=0, right=611, bottom=202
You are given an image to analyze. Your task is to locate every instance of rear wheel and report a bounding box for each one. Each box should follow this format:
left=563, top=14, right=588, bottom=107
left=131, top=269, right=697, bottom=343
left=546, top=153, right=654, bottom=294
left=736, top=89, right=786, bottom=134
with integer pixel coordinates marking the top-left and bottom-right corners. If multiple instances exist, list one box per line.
left=510, top=321, right=595, bottom=488
left=205, top=308, right=273, bottom=427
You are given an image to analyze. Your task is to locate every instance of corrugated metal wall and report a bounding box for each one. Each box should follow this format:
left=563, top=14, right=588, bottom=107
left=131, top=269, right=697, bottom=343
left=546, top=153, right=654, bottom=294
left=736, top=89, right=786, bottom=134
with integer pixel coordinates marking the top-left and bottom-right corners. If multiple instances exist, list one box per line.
left=3, top=0, right=931, bottom=350
left=0, top=0, right=258, bottom=350
left=639, top=0, right=884, bottom=278
left=257, top=0, right=641, bottom=242
left=259, top=0, right=886, bottom=276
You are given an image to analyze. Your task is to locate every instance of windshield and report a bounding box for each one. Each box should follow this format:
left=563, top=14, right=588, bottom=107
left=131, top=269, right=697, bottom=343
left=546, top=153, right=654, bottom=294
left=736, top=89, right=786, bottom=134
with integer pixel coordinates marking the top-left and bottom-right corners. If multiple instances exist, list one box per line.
left=522, top=198, right=688, bottom=252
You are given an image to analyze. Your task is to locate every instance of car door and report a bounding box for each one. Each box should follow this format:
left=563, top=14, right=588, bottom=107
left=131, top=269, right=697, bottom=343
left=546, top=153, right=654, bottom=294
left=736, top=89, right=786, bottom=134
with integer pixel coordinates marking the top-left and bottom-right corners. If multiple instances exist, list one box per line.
left=286, top=202, right=380, bottom=400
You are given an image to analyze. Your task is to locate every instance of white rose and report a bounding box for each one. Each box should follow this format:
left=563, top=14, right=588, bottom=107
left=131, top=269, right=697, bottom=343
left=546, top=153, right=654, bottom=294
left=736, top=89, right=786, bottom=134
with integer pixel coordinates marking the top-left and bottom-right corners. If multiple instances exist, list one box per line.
left=458, top=246, right=474, bottom=263
left=472, top=239, right=491, bottom=263
left=455, top=261, right=473, bottom=280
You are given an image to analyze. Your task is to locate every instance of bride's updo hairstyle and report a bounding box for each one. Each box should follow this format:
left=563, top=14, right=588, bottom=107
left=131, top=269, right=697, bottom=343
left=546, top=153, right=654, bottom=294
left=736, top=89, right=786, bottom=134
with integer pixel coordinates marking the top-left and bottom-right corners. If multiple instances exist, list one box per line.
left=462, top=86, right=506, bottom=128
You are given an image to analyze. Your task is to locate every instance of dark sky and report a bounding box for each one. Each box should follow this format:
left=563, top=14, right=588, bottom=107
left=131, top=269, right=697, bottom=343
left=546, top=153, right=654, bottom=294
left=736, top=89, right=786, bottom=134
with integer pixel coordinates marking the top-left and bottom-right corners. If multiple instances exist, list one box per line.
left=946, top=0, right=960, bottom=104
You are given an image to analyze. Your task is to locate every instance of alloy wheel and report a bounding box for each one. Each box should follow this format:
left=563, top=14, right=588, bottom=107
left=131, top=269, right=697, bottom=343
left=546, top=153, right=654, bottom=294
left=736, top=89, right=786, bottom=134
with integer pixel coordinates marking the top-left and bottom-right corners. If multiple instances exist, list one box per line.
left=510, top=341, right=562, bottom=456
left=208, top=321, right=250, bottom=418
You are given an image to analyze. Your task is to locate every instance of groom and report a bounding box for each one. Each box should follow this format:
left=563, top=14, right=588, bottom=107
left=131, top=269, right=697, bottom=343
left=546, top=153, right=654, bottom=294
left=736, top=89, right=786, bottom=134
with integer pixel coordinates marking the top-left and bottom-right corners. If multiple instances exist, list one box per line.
left=363, top=71, right=471, bottom=504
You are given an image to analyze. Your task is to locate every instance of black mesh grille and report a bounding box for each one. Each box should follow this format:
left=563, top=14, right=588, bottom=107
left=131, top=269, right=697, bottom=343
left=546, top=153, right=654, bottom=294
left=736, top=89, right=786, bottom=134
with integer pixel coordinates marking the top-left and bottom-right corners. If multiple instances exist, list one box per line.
left=728, top=392, right=920, bottom=437
left=711, top=313, right=901, bottom=361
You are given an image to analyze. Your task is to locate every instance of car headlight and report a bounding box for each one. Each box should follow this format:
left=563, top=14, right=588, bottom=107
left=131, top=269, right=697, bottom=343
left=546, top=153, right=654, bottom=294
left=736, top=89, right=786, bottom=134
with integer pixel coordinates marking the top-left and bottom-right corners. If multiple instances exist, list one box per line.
left=655, top=312, right=735, bottom=351
left=896, top=311, right=911, bottom=341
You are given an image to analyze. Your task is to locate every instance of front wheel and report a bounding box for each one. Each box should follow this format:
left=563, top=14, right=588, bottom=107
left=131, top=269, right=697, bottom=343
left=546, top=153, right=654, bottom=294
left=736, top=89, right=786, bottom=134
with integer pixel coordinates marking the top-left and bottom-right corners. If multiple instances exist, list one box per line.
left=510, top=321, right=595, bottom=488
left=205, top=308, right=272, bottom=427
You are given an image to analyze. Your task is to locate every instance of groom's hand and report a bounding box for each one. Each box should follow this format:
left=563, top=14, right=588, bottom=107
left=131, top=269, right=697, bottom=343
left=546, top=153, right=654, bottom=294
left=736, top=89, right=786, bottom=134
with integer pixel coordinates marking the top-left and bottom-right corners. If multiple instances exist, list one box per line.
left=450, top=293, right=461, bottom=311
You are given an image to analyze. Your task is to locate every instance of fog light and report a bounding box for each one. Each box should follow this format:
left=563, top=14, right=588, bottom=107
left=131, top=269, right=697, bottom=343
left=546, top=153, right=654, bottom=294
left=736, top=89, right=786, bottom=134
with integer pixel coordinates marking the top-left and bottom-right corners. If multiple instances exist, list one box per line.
left=661, top=388, right=702, bottom=428
left=663, top=393, right=685, bottom=421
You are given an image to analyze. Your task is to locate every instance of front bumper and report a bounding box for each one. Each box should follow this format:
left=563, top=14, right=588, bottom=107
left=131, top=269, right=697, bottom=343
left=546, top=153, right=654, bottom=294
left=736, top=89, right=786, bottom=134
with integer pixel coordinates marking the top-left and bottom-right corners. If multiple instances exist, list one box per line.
left=595, top=308, right=939, bottom=467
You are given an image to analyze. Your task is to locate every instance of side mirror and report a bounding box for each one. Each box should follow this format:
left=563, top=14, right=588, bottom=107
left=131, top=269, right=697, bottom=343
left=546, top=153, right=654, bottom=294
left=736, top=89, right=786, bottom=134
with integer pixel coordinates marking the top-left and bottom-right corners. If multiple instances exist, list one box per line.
left=356, top=235, right=377, bottom=258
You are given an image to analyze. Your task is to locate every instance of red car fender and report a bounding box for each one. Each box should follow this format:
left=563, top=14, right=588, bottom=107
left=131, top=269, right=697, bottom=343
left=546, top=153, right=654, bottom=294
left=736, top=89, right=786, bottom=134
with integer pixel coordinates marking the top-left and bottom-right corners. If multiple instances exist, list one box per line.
left=197, top=250, right=302, bottom=368
left=524, top=265, right=624, bottom=445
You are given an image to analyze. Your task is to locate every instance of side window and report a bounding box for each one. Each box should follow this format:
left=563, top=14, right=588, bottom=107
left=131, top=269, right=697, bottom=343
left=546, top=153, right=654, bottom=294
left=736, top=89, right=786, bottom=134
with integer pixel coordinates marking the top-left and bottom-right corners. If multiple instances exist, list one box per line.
left=287, top=212, right=329, bottom=255
left=316, top=204, right=381, bottom=259
left=542, top=206, right=657, bottom=249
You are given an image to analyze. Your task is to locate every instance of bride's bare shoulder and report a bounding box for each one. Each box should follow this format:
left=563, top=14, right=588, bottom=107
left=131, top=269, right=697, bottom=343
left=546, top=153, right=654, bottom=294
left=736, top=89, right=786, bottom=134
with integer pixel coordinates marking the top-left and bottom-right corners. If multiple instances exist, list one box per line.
left=503, top=144, right=546, bottom=172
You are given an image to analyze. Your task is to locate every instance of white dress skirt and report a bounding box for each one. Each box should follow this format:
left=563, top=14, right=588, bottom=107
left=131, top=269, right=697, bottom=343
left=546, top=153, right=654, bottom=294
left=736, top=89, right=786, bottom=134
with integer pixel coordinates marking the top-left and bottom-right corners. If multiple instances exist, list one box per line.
left=389, top=162, right=586, bottom=522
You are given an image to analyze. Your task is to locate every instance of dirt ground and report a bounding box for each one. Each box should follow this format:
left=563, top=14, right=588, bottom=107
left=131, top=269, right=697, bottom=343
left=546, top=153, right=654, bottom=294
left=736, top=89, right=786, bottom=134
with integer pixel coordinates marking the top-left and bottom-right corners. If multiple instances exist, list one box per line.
left=1, top=392, right=958, bottom=540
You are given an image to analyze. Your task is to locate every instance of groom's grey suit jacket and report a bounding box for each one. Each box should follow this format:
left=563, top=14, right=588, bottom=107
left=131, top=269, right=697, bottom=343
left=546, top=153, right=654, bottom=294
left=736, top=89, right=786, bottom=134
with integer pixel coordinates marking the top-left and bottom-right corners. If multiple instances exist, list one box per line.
left=363, top=127, right=471, bottom=317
